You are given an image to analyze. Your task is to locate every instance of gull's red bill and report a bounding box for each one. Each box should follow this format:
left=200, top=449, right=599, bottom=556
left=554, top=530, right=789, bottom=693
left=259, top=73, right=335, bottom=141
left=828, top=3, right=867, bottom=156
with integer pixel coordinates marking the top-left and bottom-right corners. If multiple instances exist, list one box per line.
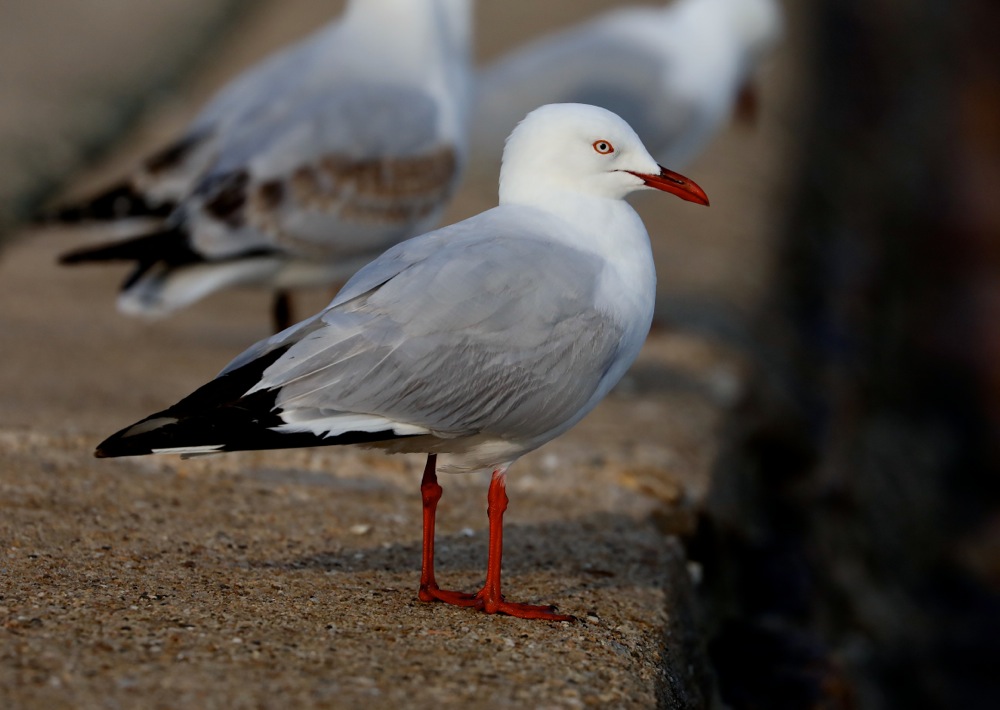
left=627, top=165, right=710, bottom=206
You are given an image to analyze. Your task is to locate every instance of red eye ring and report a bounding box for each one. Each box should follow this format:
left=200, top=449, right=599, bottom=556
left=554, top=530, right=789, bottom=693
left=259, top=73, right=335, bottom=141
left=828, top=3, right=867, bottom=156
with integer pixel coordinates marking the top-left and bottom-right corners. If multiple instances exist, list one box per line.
left=592, top=140, right=615, bottom=155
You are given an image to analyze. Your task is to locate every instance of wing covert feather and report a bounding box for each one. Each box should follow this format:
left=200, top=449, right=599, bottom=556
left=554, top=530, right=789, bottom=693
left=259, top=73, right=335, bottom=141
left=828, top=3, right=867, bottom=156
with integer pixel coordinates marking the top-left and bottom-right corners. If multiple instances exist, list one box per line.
left=246, top=221, right=625, bottom=441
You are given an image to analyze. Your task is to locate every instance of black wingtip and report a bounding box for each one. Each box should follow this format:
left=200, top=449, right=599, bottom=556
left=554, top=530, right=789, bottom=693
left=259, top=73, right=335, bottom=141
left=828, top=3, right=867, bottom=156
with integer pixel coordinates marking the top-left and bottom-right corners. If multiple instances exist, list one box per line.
left=58, top=247, right=99, bottom=265
left=56, top=227, right=199, bottom=298
left=93, top=431, right=141, bottom=459
left=90, top=344, right=423, bottom=462
left=90, top=348, right=293, bottom=460
left=58, top=228, right=176, bottom=265
left=38, top=183, right=175, bottom=225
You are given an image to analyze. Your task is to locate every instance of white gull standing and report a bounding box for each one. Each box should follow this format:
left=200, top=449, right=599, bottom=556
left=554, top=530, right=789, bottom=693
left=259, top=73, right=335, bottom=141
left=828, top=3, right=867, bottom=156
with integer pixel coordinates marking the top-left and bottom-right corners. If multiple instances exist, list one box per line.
left=470, top=0, right=782, bottom=179
left=56, top=0, right=472, bottom=331
left=93, top=104, right=709, bottom=621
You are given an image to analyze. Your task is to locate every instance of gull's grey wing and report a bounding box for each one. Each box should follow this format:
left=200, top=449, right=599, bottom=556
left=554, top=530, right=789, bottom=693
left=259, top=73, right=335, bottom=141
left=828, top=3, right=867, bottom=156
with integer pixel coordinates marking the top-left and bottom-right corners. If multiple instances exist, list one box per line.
left=238, top=211, right=625, bottom=442
left=215, top=211, right=479, bottom=377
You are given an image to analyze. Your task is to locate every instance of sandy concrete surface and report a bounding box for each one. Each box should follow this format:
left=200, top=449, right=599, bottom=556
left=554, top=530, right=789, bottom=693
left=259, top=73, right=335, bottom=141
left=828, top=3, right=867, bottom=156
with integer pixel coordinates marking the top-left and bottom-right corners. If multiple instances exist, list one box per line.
left=0, top=227, right=736, bottom=708
left=0, top=1, right=804, bottom=707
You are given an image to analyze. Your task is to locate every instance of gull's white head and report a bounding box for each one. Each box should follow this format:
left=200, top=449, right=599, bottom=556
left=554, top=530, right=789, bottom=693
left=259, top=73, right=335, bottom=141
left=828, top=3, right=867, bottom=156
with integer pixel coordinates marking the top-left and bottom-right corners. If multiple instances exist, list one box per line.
left=499, top=103, right=709, bottom=205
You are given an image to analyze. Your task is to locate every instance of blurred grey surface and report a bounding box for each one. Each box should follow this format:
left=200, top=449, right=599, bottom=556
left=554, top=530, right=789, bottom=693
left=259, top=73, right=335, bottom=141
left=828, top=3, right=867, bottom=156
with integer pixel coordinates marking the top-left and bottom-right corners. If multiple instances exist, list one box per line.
left=0, top=0, right=245, bottom=235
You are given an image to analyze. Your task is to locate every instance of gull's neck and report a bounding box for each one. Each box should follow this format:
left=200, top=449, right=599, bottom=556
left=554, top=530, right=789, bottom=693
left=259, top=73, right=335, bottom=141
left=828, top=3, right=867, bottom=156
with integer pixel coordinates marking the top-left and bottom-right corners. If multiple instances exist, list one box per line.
left=499, top=183, right=656, bottom=316
left=339, top=0, right=470, bottom=69
left=500, top=185, right=641, bottom=245
left=329, top=0, right=471, bottom=141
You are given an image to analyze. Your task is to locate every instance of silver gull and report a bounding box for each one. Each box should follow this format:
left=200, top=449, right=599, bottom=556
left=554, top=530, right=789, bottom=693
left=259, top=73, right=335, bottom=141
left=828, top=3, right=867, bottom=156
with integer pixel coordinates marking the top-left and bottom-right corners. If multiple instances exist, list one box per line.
left=92, top=103, right=709, bottom=620
left=56, top=0, right=472, bottom=330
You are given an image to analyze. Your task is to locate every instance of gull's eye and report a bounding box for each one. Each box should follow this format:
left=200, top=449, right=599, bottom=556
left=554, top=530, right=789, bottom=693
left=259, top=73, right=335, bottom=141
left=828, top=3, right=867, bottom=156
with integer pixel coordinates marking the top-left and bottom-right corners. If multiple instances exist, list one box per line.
left=592, top=140, right=615, bottom=155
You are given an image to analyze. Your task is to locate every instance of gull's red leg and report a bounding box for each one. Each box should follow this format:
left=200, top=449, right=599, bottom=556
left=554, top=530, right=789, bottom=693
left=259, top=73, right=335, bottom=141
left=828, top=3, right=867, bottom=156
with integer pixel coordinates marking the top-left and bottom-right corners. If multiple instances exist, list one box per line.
left=471, top=468, right=574, bottom=621
left=417, top=461, right=572, bottom=621
left=418, top=454, right=442, bottom=600
left=417, top=454, right=474, bottom=604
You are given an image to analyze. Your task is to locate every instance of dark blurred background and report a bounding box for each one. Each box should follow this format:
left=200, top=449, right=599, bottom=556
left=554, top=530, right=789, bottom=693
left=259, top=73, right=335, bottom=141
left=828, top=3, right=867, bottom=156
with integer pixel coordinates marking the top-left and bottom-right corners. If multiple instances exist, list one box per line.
left=702, top=1, right=1000, bottom=708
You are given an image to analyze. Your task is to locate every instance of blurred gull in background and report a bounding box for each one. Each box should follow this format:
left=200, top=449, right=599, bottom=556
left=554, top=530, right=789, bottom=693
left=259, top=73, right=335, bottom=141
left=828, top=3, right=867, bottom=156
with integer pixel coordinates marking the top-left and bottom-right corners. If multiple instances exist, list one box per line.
left=54, top=0, right=473, bottom=330
left=470, top=0, right=782, bottom=179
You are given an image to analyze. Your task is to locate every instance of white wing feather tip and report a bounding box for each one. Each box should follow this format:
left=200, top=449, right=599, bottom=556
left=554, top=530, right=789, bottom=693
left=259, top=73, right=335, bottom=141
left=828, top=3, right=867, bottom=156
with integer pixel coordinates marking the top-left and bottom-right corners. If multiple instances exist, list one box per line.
left=151, top=445, right=225, bottom=456
left=123, top=417, right=179, bottom=437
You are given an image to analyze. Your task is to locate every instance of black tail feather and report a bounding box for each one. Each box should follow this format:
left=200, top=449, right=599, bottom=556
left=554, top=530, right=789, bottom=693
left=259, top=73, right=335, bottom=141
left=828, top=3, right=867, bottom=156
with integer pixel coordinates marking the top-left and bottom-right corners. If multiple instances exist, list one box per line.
left=40, top=183, right=175, bottom=224
left=58, top=224, right=284, bottom=293
left=58, top=227, right=183, bottom=264
left=57, top=225, right=206, bottom=289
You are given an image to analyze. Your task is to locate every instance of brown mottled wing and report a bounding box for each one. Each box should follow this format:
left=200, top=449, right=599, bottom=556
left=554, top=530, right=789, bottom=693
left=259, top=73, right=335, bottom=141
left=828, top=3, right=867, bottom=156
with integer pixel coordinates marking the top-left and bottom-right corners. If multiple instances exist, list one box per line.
left=183, top=85, right=462, bottom=262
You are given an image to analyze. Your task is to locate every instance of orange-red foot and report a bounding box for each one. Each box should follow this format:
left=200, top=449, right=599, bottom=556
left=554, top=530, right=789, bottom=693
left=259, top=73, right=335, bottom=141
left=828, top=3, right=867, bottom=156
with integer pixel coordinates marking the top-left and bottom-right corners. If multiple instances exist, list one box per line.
left=419, top=584, right=574, bottom=621
left=419, top=584, right=476, bottom=604
left=483, top=598, right=574, bottom=621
